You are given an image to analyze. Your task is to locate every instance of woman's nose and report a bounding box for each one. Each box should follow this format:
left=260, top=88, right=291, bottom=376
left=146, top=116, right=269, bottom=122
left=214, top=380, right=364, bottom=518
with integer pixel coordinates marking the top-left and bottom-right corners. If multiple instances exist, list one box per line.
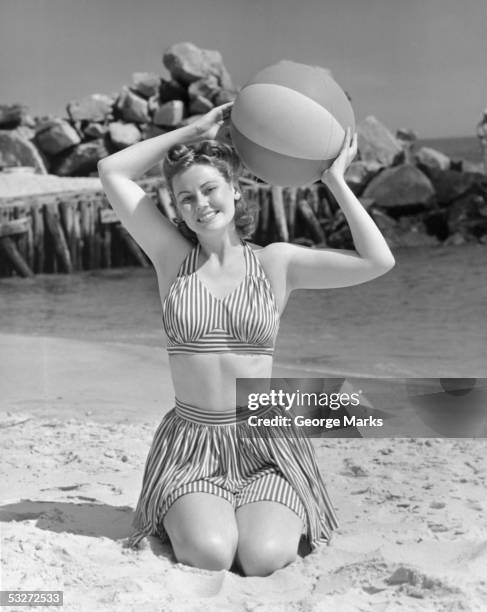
left=195, top=192, right=210, bottom=209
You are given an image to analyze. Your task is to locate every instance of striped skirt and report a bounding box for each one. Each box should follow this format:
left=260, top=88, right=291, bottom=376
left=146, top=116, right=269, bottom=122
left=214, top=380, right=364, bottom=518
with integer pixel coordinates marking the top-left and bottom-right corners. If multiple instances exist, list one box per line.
left=127, top=399, right=339, bottom=551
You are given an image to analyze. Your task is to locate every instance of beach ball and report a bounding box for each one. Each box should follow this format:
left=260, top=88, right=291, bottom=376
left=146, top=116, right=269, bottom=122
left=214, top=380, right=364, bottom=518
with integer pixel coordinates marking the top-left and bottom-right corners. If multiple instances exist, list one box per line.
left=230, top=60, right=355, bottom=187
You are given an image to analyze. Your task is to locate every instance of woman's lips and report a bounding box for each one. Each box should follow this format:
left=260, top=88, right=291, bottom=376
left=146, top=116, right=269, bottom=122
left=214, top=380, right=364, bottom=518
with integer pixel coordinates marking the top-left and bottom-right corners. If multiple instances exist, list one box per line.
left=197, top=210, right=218, bottom=223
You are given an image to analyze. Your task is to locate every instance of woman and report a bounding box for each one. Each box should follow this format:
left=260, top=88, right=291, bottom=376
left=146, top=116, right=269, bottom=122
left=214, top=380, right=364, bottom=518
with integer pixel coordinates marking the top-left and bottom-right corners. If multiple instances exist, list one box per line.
left=97, top=102, right=395, bottom=577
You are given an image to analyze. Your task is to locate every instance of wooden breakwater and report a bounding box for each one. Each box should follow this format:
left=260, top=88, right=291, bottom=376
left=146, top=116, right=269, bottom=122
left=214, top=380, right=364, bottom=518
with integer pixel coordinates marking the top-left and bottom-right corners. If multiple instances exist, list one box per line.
left=0, top=178, right=335, bottom=277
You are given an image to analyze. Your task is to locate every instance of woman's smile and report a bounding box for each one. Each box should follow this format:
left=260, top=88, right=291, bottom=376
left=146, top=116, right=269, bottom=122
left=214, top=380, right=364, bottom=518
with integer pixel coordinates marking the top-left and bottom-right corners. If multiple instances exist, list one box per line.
left=197, top=209, right=219, bottom=223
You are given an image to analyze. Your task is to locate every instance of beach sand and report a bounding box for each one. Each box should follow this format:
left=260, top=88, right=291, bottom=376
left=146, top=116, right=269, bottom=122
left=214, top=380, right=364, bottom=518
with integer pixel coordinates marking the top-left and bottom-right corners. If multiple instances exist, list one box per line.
left=1, top=330, right=487, bottom=611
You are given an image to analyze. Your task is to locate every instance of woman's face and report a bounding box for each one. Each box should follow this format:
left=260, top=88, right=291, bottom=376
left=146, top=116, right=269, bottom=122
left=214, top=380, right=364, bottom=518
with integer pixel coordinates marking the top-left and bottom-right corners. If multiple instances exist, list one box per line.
left=172, top=164, right=237, bottom=235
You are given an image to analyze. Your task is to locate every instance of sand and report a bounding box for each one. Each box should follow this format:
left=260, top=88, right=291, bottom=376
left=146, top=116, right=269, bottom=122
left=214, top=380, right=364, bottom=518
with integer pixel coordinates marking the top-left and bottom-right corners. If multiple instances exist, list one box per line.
left=1, top=332, right=487, bottom=611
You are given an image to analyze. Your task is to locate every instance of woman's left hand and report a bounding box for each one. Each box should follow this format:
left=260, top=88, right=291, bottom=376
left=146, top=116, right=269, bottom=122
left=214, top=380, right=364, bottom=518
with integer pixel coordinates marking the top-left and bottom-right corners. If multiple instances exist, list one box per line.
left=321, top=127, right=358, bottom=184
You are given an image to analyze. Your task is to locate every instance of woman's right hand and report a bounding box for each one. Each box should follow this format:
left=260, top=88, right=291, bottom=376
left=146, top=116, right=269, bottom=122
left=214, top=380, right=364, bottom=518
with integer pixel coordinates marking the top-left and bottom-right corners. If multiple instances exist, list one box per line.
left=191, top=102, right=234, bottom=141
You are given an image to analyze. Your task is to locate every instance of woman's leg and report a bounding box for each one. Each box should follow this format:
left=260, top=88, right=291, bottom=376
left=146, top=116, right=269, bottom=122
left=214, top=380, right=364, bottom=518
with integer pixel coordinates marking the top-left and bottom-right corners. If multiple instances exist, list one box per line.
left=163, top=492, right=239, bottom=571
left=235, top=501, right=304, bottom=577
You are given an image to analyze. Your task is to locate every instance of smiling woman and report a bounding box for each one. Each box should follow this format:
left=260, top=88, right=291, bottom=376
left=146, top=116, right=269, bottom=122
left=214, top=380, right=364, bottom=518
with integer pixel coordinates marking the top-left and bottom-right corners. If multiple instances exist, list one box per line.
left=97, top=101, right=395, bottom=577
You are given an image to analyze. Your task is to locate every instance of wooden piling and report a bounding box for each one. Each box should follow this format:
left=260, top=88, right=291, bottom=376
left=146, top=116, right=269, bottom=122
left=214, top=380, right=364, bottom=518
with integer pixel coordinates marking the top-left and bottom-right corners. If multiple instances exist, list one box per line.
left=270, top=187, right=289, bottom=242
left=26, top=210, right=34, bottom=270
left=103, top=225, right=112, bottom=268
left=296, top=197, right=327, bottom=244
left=88, top=200, right=97, bottom=269
left=284, top=188, right=297, bottom=242
left=308, top=185, right=320, bottom=215
left=44, top=203, right=73, bottom=273
left=0, top=236, right=33, bottom=277
left=59, top=200, right=77, bottom=269
left=92, top=199, right=102, bottom=268
left=72, top=204, right=82, bottom=270
left=15, top=206, right=29, bottom=266
left=31, top=205, right=45, bottom=273
left=99, top=208, right=113, bottom=268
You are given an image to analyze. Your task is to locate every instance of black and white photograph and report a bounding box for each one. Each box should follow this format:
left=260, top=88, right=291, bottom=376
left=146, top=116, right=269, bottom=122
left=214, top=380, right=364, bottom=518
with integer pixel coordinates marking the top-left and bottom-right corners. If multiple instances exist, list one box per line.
left=1, top=1, right=486, bottom=610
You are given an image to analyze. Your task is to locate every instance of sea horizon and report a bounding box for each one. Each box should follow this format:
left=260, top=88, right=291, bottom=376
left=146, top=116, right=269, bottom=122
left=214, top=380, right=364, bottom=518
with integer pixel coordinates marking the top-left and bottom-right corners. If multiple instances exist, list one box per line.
left=416, top=134, right=483, bottom=163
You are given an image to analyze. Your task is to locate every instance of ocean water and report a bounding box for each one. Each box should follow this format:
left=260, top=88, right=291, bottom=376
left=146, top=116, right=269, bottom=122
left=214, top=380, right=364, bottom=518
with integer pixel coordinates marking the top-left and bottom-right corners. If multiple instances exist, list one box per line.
left=416, top=135, right=483, bottom=163
left=0, top=243, right=485, bottom=379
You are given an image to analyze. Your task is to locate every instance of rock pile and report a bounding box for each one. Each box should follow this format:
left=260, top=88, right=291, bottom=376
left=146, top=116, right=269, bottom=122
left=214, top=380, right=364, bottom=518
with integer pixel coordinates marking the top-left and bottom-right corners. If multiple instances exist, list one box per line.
left=1, top=41, right=486, bottom=247
left=336, top=118, right=487, bottom=247
left=0, top=42, right=237, bottom=178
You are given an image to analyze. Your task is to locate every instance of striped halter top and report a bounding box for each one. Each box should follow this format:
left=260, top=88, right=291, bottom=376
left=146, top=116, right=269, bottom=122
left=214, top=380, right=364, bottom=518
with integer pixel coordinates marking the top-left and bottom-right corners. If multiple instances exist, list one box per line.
left=162, top=241, right=280, bottom=356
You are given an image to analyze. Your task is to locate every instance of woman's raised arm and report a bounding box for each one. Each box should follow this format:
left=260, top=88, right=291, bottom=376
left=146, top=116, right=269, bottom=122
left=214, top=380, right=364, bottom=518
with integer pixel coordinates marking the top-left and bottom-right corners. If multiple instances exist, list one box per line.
left=97, top=103, right=233, bottom=267
left=275, top=128, right=395, bottom=291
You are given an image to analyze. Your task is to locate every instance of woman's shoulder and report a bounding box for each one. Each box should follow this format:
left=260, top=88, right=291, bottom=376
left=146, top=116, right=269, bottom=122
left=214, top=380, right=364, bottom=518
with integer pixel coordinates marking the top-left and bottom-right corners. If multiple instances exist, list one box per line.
left=246, top=240, right=292, bottom=262
left=245, top=241, right=294, bottom=282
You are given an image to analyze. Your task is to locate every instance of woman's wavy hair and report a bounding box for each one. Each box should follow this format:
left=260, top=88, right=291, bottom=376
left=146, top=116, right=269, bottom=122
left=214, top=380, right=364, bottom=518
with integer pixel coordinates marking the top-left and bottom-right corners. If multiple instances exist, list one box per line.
left=162, top=140, right=258, bottom=244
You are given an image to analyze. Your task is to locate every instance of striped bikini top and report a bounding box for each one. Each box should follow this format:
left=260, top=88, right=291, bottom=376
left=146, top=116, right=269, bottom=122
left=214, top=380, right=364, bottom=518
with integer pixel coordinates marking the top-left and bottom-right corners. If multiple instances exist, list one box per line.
left=162, top=241, right=280, bottom=356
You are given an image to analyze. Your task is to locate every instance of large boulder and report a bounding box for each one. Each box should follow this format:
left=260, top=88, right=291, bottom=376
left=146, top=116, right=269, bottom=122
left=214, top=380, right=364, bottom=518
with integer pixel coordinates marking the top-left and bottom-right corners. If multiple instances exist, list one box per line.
left=147, top=95, right=160, bottom=116
left=35, top=119, right=81, bottom=155
left=10, top=125, right=36, bottom=141
left=446, top=193, right=487, bottom=238
left=83, top=122, right=109, bottom=139
left=423, top=167, right=486, bottom=205
left=163, top=42, right=233, bottom=89
left=344, top=160, right=382, bottom=195
left=362, top=164, right=436, bottom=210
left=131, top=72, right=161, bottom=99
left=187, top=75, right=220, bottom=115
left=415, top=146, right=450, bottom=171
left=108, top=122, right=141, bottom=149
left=0, top=130, right=47, bottom=174
left=159, top=78, right=188, bottom=104
left=188, top=75, right=221, bottom=102
left=115, top=87, right=150, bottom=123
left=0, top=103, right=28, bottom=128
left=67, top=93, right=114, bottom=122
left=51, top=138, right=109, bottom=176
left=153, top=100, right=185, bottom=127
left=369, top=208, right=439, bottom=248
left=189, top=95, right=213, bottom=114
left=140, top=124, right=167, bottom=140
left=357, top=116, right=403, bottom=166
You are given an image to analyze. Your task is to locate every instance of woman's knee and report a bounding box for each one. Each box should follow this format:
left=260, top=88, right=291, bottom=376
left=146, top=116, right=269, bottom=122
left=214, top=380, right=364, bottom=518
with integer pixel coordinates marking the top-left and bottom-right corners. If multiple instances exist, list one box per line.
left=173, top=531, right=237, bottom=571
left=237, top=537, right=298, bottom=577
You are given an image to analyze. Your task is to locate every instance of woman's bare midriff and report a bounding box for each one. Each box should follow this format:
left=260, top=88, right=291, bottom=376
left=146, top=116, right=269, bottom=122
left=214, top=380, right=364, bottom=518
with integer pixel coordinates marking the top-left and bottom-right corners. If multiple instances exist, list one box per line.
left=169, top=352, right=274, bottom=411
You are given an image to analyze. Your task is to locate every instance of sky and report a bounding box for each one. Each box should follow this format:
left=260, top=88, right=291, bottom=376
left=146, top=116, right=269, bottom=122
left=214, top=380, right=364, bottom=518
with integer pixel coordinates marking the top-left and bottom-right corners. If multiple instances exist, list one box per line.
left=1, top=0, right=486, bottom=138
